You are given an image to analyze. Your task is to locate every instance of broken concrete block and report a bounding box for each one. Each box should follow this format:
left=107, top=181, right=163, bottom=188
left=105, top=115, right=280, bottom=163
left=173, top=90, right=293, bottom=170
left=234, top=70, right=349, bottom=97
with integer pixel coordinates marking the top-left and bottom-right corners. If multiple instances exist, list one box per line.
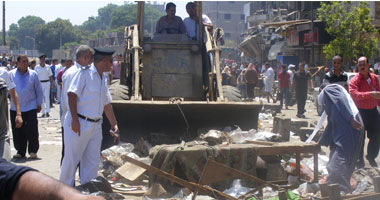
left=272, top=116, right=290, bottom=141
left=298, top=127, right=315, bottom=142
left=263, top=104, right=282, bottom=113
left=290, top=120, right=309, bottom=134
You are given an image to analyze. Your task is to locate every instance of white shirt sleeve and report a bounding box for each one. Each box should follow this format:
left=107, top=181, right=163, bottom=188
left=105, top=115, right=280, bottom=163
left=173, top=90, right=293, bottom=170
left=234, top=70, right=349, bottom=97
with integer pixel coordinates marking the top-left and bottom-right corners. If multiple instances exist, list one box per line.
left=48, top=67, right=53, bottom=77
left=0, top=69, right=15, bottom=90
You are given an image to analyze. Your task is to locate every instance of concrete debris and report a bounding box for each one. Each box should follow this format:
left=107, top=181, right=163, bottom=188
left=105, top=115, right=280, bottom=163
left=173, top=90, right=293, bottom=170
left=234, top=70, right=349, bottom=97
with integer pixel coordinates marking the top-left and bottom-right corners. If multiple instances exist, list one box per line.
left=351, top=168, right=380, bottom=194
left=199, top=130, right=231, bottom=145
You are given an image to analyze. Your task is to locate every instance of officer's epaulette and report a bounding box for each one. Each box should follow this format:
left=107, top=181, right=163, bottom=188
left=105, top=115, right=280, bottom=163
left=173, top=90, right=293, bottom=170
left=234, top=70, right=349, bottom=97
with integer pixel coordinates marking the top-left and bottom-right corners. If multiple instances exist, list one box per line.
left=81, top=66, right=89, bottom=70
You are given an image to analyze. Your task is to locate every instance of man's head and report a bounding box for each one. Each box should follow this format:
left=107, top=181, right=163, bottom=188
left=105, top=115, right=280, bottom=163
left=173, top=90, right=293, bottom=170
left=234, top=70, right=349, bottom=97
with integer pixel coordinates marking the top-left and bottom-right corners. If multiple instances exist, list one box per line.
left=65, top=59, right=73, bottom=68
left=265, top=63, right=270, bottom=69
left=357, top=56, right=370, bottom=76
left=117, top=54, right=122, bottom=62
left=282, top=64, right=287, bottom=71
left=186, top=2, right=196, bottom=18
left=52, top=59, right=58, bottom=66
left=93, top=47, right=115, bottom=73
left=39, top=54, right=46, bottom=65
left=75, top=45, right=93, bottom=66
left=298, top=62, right=304, bottom=72
left=166, top=2, right=176, bottom=18
left=231, top=66, right=237, bottom=71
left=30, top=60, right=36, bottom=69
left=332, top=55, right=342, bottom=70
left=17, top=54, right=29, bottom=71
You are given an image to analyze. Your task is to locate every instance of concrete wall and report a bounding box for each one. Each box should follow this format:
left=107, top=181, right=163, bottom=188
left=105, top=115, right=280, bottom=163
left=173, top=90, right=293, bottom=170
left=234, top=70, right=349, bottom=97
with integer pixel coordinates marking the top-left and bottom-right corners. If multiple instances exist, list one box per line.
left=203, top=1, right=248, bottom=44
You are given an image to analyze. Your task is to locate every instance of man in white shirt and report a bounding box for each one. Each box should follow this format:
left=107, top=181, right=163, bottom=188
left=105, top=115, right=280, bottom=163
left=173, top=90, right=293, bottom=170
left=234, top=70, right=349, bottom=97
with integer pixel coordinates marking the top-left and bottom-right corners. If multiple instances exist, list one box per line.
left=59, top=47, right=119, bottom=186
left=34, top=54, right=55, bottom=117
left=60, top=45, right=93, bottom=165
left=0, top=67, right=22, bottom=160
left=263, top=63, right=276, bottom=103
left=183, top=2, right=213, bottom=40
left=55, top=59, right=64, bottom=104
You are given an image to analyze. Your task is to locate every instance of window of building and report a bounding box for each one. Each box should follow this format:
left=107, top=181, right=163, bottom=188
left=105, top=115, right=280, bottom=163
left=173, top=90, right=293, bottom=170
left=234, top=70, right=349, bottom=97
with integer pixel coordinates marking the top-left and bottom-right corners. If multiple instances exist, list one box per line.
left=241, top=14, right=245, bottom=20
left=225, top=33, right=231, bottom=38
left=224, top=14, right=231, bottom=20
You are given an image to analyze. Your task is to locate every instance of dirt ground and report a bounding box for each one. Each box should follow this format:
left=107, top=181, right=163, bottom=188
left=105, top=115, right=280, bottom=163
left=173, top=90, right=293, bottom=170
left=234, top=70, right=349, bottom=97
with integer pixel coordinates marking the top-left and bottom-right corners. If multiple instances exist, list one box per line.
left=7, top=97, right=377, bottom=181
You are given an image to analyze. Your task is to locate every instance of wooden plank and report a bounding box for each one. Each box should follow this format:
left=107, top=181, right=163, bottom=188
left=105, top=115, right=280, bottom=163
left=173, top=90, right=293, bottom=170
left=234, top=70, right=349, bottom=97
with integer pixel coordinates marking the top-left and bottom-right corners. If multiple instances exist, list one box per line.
left=345, top=193, right=380, bottom=200
left=245, top=140, right=275, bottom=146
left=278, top=190, right=287, bottom=200
left=296, top=153, right=301, bottom=177
left=319, top=183, right=329, bottom=197
left=328, top=184, right=341, bottom=200
left=116, top=161, right=146, bottom=182
left=122, top=156, right=238, bottom=200
left=256, top=143, right=321, bottom=155
left=374, top=176, right=380, bottom=193
left=314, top=152, right=319, bottom=182
left=198, top=159, right=282, bottom=190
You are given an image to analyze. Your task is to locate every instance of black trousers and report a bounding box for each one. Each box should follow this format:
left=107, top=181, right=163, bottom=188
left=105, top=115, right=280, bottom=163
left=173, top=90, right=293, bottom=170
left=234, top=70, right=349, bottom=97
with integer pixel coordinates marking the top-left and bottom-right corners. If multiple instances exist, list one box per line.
left=296, top=91, right=307, bottom=115
left=61, top=127, right=64, bottom=166
left=10, top=109, right=39, bottom=156
left=358, top=108, right=380, bottom=161
left=246, top=83, right=256, bottom=98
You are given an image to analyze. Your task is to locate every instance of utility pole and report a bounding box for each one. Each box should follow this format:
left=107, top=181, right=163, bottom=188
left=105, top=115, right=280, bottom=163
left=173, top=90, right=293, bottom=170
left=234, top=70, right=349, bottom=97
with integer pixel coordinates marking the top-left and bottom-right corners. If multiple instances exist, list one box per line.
left=2, top=1, right=5, bottom=62
left=311, top=2, right=315, bottom=67
left=2, top=1, right=4, bottom=46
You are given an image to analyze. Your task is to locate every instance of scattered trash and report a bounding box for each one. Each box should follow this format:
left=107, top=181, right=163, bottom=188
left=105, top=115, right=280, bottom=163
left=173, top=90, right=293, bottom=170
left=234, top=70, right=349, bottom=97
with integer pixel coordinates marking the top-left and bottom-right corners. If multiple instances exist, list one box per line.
left=76, top=176, right=113, bottom=194
left=101, top=143, right=138, bottom=167
left=199, top=129, right=230, bottom=145
left=223, top=179, right=252, bottom=198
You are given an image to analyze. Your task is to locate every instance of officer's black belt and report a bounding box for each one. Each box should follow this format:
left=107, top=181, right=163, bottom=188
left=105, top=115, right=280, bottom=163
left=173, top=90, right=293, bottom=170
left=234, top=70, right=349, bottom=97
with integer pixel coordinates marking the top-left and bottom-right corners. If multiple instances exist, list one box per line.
left=78, top=113, right=101, bottom=123
left=40, top=80, right=49, bottom=82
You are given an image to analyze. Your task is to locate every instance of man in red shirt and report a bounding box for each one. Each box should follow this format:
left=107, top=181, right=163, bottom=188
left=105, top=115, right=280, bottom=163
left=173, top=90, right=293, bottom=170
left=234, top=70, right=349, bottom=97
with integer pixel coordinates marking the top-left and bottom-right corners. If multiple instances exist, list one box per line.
left=278, top=64, right=290, bottom=109
left=349, top=56, right=380, bottom=168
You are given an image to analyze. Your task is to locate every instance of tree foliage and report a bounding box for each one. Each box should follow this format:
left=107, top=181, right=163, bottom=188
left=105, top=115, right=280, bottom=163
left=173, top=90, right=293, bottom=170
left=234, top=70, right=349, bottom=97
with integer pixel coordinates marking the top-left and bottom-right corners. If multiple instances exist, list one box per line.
left=7, top=2, right=164, bottom=57
left=317, top=2, right=378, bottom=60
left=8, top=15, right=45, bottom=50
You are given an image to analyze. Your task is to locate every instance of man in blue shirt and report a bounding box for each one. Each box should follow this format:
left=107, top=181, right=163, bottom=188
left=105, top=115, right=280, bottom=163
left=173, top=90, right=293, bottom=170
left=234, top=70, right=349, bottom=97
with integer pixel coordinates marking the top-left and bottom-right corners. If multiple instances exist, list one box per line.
left=9, top=55, right=43, bottom=159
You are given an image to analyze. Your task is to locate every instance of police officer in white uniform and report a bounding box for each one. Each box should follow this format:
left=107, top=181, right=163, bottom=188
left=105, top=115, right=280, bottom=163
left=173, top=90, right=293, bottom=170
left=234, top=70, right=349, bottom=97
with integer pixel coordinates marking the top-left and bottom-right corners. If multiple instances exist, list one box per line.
left=60, top=45, right=93, bottom=165
left=59, top=47, right=119, bottom=186
left=34, top=54, right=55, bottom=117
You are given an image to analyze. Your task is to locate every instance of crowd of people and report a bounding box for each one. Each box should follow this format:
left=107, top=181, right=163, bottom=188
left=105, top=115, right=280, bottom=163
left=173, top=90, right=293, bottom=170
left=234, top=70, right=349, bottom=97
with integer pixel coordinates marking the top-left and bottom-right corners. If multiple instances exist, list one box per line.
left=0, top=45, right=122, bottom=199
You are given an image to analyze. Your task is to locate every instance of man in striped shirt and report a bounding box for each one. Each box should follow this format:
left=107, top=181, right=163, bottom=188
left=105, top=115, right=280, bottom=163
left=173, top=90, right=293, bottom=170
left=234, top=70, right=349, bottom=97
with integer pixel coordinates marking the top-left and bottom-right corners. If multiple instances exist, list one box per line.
left=349, top=56, right=380, bottom=168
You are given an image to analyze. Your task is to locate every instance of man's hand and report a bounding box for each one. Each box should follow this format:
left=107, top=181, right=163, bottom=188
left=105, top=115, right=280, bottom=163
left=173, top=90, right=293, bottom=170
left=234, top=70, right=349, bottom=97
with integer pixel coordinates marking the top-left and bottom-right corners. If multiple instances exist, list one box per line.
left=72, top=118, right=81, bottom=136
left=370, top=91, right=380, bottom=99
left=37, top=106, right=41, bottom=113
left=351, top=117, right=362, bottom=131
left=15, top=115, right=23, bottom=128
left=110, top=124, right=120, bottom=143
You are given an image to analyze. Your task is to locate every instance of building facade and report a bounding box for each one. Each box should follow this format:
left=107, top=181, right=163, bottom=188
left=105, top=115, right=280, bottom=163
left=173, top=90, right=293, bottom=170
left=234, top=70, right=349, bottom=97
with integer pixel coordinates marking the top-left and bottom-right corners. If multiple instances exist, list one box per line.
left=203, top=1, right=247, bottom=44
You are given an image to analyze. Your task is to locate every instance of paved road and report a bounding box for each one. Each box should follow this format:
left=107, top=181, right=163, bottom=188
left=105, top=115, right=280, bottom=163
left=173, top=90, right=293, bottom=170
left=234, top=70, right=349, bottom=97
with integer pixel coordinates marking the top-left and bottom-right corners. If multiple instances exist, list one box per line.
left=9, top=103, right=63, bottom=179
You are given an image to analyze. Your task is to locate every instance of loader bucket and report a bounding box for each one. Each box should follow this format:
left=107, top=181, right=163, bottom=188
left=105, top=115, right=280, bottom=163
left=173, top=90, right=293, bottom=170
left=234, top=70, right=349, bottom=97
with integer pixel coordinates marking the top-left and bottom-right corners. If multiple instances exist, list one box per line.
left=102, top=100, right=263, bottom=145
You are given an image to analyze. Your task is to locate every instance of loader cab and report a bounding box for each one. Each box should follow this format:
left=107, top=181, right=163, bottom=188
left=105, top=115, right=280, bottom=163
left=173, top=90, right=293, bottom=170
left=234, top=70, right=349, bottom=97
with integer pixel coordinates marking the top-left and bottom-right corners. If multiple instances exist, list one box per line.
left=131, top=2, right=207, bottom=101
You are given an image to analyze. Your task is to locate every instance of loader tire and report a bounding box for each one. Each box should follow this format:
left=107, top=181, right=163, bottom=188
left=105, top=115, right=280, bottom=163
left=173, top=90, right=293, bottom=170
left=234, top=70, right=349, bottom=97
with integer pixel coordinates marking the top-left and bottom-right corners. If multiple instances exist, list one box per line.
left=109, top=84, right=130, bottom=100
left=222, top=85, right=242, bottom=102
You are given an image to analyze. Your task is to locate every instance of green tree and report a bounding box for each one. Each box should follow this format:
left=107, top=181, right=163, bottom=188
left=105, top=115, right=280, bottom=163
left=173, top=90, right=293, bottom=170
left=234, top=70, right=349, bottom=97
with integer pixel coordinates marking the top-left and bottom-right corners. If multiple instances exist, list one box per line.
left=35, top=19, right=79, bottom=57
left=98, top=3, right=118, bottom=30
left=80, top=16, right=101, bottom=33
left=8, top=16, right=45, bottom=50
left=317, top=2, right=378, bottom=61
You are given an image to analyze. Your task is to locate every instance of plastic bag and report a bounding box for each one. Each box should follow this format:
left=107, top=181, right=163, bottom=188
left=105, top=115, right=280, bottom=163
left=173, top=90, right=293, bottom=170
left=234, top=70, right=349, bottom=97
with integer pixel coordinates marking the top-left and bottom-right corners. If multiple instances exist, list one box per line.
left=223, top=179, right=252, bottom=198
left=101, top=143, right=136, bottom=167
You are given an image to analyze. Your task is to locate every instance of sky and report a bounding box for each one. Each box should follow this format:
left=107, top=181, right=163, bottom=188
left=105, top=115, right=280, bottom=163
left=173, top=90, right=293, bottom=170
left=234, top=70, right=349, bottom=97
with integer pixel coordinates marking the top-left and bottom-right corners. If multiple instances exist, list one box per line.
left=4, top=1, right=189, bottom=30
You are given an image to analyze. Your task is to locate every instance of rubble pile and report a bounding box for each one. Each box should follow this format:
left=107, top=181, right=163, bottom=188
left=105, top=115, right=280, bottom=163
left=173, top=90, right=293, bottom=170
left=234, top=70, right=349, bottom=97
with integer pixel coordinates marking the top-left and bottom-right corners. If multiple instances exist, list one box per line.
left=78, top=124, right=380, bottom=199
